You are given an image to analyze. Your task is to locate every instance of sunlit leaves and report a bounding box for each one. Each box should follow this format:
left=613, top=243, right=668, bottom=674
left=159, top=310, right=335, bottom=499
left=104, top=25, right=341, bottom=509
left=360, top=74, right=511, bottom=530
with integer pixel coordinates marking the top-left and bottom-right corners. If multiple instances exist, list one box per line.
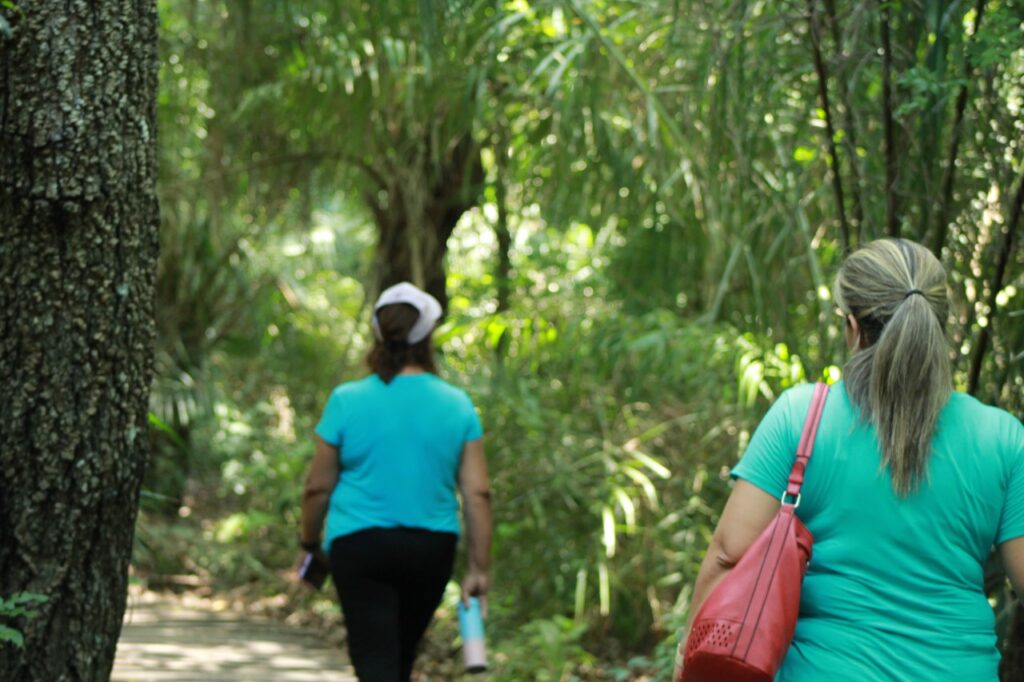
left=793, top=146, right=817, bottom=163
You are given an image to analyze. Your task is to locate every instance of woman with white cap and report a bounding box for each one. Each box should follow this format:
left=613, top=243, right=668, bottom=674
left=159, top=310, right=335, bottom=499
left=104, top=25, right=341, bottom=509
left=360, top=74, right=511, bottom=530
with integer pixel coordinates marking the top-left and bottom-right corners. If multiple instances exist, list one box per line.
left=299, top=282, right=492, bottom=681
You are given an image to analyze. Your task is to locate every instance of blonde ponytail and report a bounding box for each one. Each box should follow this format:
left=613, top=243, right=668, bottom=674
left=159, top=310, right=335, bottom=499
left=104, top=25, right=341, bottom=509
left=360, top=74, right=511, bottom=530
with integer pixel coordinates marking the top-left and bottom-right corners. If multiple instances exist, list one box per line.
left=834, top=239, right=952, bottom=495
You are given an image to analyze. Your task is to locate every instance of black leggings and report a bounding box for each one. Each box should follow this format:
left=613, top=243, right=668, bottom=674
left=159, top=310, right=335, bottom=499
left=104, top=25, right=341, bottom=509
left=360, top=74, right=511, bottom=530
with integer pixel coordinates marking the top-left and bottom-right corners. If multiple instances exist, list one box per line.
left=329, top=527, right=457, bottom=682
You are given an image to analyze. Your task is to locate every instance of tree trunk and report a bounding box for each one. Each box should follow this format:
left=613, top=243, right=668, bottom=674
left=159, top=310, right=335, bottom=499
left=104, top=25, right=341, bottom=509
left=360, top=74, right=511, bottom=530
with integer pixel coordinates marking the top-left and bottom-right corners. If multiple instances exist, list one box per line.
left=369, top=134, right=483, bottom=311
left=374, top=200, right=457, bottom=312
left=0, top=1, right=159, bottom=679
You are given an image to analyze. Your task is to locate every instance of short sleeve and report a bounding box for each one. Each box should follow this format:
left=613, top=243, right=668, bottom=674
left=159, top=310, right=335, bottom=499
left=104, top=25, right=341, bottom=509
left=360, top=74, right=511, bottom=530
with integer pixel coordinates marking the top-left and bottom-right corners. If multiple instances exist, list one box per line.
left=314, top=388, right=345, bottom=447
left=464, top=399, right=483, bottom=442
left=730, top=389, right=800, bottom=498
left=996, top=422, right=1024, bottom=545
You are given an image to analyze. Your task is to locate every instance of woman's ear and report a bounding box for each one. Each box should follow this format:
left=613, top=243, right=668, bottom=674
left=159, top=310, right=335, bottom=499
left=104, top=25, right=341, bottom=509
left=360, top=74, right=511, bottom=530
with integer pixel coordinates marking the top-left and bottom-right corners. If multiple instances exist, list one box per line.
left=845, top=314, right=864, bottom=351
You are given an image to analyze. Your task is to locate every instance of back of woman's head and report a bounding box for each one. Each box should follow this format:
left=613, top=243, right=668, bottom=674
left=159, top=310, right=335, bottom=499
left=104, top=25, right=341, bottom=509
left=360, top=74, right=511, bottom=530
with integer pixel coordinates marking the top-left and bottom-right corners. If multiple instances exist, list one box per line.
left=834, top=238, right=952, bottom=495
left=367, top=303, right=437, bottom=383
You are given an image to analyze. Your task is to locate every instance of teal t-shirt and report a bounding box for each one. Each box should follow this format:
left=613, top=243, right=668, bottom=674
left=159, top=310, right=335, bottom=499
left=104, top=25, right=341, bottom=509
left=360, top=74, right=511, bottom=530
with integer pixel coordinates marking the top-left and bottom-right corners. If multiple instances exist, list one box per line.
left=314, top=373, right=483, bottom=548
left=730, top=381, right=1024, bottom=682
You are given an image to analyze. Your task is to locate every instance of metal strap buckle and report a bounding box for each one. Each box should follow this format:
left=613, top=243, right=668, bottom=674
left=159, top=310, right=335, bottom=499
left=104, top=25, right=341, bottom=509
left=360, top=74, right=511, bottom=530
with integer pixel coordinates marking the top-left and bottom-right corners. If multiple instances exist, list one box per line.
left=780, top=491, right=801, bottom=508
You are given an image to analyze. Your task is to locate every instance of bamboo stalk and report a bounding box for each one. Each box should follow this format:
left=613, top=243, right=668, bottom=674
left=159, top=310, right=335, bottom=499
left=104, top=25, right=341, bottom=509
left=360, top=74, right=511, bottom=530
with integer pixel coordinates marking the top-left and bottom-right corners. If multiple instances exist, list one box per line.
left=823, top=0, right=865, bottom=241
left=880, top=0, right=899, bottom=238
left=808, top=0, right=852, bottom=253
left=931, top=0, right=987, bottom=258
left=967, top=174, right=1024, bottom=396
left=494, top=143, right=512, bottom=313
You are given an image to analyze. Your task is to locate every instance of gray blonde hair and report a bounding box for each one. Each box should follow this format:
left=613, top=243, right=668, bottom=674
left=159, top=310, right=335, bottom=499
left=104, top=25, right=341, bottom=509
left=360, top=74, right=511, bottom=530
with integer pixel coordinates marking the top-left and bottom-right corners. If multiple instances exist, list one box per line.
left=834, top=238, right=952, bottom=495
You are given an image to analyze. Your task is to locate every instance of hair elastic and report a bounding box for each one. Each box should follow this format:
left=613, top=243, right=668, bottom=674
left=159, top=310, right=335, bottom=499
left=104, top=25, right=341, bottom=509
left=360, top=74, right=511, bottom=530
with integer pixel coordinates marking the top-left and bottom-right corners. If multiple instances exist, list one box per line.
left=904, top=289, right=926, bottom=300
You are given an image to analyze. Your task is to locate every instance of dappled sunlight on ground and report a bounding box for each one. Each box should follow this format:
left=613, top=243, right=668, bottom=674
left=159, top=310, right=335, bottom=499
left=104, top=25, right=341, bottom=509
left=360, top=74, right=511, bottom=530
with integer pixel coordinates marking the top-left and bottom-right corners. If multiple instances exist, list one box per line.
left=113, top=593, right=355, bottom=681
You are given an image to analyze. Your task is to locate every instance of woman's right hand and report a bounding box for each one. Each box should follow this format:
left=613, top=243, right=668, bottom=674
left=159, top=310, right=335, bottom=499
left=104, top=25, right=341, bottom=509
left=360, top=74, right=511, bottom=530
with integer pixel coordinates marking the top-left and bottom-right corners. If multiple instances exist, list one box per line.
left=458, top=438, right=492, bottom=618
left=462, top=568, right=489, bottom=618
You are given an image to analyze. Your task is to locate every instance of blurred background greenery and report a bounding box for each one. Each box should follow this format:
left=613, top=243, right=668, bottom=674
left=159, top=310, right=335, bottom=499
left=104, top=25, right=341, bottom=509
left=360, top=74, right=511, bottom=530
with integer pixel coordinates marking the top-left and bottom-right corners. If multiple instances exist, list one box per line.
left=138, top=0, right=1023, bottom=678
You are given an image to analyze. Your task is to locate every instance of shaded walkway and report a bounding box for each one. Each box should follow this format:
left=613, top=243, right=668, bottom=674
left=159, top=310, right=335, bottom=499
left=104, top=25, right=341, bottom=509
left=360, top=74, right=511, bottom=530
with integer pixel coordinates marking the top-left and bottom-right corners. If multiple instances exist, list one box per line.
left=113, top=593, right=355, bottom=682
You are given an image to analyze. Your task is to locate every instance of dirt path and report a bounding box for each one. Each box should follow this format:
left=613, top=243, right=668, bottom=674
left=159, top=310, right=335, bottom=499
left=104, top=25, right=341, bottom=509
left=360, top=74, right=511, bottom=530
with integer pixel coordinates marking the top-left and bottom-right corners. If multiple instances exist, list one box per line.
left=112, top=593, right=355, bottom=682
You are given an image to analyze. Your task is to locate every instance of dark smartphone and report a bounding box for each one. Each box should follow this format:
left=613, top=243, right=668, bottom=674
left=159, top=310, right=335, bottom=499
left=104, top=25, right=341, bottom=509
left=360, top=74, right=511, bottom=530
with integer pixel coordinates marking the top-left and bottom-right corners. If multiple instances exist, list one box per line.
left=298, top=552, right=330, bottom=590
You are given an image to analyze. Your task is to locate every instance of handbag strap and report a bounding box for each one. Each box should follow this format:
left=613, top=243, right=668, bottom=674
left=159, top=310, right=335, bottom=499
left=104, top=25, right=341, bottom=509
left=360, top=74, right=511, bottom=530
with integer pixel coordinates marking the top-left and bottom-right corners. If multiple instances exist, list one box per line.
left=783, top=382, right=830, bottom=502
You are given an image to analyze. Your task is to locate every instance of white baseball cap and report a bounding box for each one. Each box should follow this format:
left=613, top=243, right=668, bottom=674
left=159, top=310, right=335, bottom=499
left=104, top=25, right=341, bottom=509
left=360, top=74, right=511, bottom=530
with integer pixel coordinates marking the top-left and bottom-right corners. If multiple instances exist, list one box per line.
left=371, top=282, right=443, bottom=344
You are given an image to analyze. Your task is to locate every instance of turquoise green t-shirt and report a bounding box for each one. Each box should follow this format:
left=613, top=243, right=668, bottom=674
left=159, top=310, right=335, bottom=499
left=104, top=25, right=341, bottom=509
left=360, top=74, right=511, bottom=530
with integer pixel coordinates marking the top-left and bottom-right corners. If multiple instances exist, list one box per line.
left=314, top=373, right=483, bottom=549
left=730, top=381, right=1024, bottom=682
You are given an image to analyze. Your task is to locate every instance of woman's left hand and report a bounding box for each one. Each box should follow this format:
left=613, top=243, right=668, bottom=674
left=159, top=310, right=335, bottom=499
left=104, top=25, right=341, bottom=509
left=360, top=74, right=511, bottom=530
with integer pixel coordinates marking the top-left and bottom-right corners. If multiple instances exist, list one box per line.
left=295, top=548, right=331, bottom=589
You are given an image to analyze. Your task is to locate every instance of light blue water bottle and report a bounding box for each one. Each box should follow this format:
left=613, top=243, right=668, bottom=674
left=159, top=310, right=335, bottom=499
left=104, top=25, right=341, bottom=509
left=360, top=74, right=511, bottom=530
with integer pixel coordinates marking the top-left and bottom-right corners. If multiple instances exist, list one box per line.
left=457, top=597, right=487, bottom=672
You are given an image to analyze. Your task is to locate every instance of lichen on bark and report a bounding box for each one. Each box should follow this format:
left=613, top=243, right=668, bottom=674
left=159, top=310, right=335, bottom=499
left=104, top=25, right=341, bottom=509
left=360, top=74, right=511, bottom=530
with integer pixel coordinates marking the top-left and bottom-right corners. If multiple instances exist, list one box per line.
left=0, top=1, right=160, bottom=680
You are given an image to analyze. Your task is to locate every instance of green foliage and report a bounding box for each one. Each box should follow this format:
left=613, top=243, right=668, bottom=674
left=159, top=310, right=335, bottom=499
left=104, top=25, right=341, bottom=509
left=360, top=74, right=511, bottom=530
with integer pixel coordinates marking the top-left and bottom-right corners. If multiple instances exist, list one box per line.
left=492, top=615, right=592, bottom=681
left=736, top=337, right=811, bottom=408
left=895, top=67, right=967, bottom=116
left=0, top=593, right=48, bottom=648
left=972, top=2, right=1024, bottom=69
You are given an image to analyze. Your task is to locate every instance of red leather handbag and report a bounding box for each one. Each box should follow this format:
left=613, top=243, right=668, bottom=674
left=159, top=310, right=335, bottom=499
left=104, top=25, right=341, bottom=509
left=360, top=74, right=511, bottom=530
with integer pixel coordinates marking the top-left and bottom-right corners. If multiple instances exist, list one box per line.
left=679, top=382, right=829, bottom=682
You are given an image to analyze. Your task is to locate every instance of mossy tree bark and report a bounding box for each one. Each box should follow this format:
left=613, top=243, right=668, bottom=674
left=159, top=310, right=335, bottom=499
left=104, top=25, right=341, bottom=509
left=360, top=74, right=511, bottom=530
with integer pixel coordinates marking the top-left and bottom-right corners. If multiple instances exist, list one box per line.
left=0, top=1, right=159, bottom=680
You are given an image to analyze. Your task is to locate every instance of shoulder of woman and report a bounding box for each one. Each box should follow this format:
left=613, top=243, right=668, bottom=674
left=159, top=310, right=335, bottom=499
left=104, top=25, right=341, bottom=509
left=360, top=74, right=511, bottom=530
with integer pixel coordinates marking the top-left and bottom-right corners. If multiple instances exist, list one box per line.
left=423, top=374, right=473, bottom=399
left=769, top=382, right=813, bottom=415
left=783, top=380, right=843, bottom=411
left=760, top=382, right=835, bottom=436
left=453, top=385, right=479, bottom=412
left=946, top=392, right=1022, bottom=427
left=945, top=392, right=1024, bottom=452
left=782, top=382, right=819, bottom=402
left=328, top=376, right=375, bottom=398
